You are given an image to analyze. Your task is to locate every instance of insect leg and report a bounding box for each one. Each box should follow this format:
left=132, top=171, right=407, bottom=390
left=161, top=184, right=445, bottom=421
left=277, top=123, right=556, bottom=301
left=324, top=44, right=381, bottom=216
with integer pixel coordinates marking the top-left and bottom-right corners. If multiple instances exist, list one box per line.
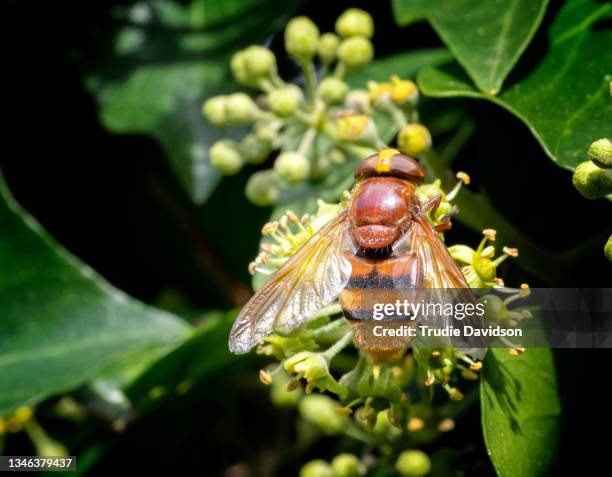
left=435, top=217, right=452, bottom=232
left=422, top=194, right=441, bottom=215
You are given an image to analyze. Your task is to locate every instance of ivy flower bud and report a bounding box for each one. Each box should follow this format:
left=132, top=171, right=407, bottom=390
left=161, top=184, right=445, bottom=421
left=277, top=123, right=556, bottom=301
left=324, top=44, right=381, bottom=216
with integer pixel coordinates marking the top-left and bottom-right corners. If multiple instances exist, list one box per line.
left=395, top=450, right=431, bottom=477
left=285, top=16, right=320, bottom=61
left=331, top=453, right=365, bottom=477
left=298, top=395, right=346, bottom=435
left=572, top=160, right=612, bottom=199
left=274, top=151, right=311, bottom=183
left=231, top=50, right=256, bottom=87
left=254, top=119, right=282, bottom=143
left=588, top=138, right=612, bottom=169
left=318, top=77, right=349, bottom=104
left=390, top=75, right=419, bottom=106
left=242, top=45, right=276, bottom=77
left=337, top=36, right=374, bottom=69
left=209, top=139, right=243, bottom=175
left=398, top=124, right=432, bottom=156
left=335, top=8, right=374, bottom=39
left=202, top=95, right=227, bottom=126
left=368, top=80, right=392, bottom=106
left=245, top=170, right=279, bottom=206
left=318, top=32, right=340, bottom=65
left=345, top=89, right=371, bottom=114
left=605, top=234, right=612, bottom=262
left=240, top=133, right=272, bottom=164
left=336, top=115, right=375, bottom=142
left=300, top=460, right=333, bottom=477
left=268, top=85, right=303, bottom=116
left=225, top=93, right=258, bottom=125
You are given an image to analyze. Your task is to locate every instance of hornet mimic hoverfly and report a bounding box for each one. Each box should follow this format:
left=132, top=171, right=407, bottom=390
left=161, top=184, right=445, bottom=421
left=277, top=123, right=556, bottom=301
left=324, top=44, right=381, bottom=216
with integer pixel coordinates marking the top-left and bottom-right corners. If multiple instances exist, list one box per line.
left=229, top=149, right=486, bottom=363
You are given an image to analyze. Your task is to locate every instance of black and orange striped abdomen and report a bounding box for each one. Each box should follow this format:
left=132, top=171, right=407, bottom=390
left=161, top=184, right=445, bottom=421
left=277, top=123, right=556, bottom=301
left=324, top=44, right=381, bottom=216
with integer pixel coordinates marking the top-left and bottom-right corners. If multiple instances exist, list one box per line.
left=339, top=252, right=422, bottom=363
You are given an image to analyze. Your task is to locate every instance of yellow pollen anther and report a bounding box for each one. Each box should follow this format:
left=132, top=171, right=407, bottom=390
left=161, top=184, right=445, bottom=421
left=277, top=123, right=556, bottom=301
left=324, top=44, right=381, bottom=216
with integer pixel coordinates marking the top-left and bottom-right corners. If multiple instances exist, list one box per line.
left=483, top=228, right=497, bottom=241
left=456, top=171, right=471, bottom=185
left=469, top=361, right=483, bottom=371
left=407, top=417, right=425, bottom=431
left=503, top=246, right=519, bottom=257
left=438, top=418, right=455, bottom=432
left=286, top=210, right=299, bottom=224
left=262, top=222, right=279, bottom=235
left=259, top=369, right=273, bottom=385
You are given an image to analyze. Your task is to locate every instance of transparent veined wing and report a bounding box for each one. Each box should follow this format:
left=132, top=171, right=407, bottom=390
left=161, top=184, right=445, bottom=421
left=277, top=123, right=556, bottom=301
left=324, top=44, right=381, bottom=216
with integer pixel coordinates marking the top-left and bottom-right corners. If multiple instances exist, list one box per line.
left=394, top=212, right=487, bottom=358
left=229, top=211, right=352, bottom=354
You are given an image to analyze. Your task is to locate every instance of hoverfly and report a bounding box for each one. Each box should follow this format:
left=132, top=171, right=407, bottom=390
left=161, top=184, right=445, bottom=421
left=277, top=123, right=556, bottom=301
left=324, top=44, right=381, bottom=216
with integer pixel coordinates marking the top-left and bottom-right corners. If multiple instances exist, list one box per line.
left=229, top=149, right=486, bottom=362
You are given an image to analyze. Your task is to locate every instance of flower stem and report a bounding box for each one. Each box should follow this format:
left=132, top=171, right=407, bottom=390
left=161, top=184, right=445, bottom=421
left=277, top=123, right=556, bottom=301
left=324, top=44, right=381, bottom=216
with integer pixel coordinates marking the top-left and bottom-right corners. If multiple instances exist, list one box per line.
left=312, top=317, right=349, bottom=339
left=322, top=331, right=354, bottom=361
left=334, top=61, right=347, bottom=80
left=301, top=60, right=318, bottom=108
left=298, top=126, right=317, bottom=157
left=311, top=303, right=343, bottom=321
left=386, top=103, right=408, bottom=129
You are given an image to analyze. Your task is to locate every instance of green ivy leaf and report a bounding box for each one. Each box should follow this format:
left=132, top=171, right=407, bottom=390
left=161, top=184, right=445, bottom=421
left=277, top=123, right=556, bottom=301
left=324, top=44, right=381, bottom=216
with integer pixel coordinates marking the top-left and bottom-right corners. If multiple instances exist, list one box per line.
left=125, top=310, right=245, bottom=412
left=0, top=173, right=190, bottom=415
left=417, top=0, right=612, bottom=170
left=347, top=48, right=452, bottom=87
left=85, top=0, right=298, bottom=204
left=392, top=0, right=550, bottom=94
left=480, top=347, right=560, bottom=477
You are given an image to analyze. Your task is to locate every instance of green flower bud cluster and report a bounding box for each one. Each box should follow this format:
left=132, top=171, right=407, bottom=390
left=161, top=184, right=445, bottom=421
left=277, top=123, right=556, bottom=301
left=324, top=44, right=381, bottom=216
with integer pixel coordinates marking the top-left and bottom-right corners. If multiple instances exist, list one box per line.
left=300, top=453, right=365, bottom=477
left=572, top=138, right=612, bottom=199
left=201, top=9, right=382, bottom=202
left=231, top=45, right=277, bottom=88
left=572, top=159, right=612, bottom=199
left=202, top=93, right=260, bottom=127
left=571, top=137, right=612, bottom=262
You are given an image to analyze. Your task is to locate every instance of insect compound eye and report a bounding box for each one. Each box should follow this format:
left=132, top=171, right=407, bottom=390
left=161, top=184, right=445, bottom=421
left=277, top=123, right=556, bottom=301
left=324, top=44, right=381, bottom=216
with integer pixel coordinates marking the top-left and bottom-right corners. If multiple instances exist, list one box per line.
left=354, top=148, right=425, bottom=184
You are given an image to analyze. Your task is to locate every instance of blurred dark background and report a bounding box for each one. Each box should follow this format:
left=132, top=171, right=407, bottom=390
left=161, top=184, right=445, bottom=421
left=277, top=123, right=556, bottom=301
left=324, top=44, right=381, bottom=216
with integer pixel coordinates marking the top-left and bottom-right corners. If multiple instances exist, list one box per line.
left=1, top=0, right=610, bottom=474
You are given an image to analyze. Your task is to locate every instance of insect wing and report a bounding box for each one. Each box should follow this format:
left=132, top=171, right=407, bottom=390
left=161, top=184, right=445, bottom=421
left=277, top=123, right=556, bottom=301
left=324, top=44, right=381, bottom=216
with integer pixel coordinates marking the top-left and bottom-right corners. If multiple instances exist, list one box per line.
left=229, top=211, right=352, bottom=354
left=395, top=213, right=487, bottom=357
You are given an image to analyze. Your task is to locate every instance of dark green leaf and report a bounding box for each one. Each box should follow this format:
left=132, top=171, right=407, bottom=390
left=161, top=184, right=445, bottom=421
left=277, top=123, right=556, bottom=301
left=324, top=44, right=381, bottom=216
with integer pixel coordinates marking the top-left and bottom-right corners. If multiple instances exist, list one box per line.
left=0, top=173, right=190, bottom=415
left=417, top=0, right=612, bottom=170
left=347, top=48, right=452, bottom=87
left=392, top=0, right=550, bottom=94
left=85, top=0, right=298, bottom=204
left=480, top=347, right=560, bottom=477
left=125, top=310, right=247, bottom=412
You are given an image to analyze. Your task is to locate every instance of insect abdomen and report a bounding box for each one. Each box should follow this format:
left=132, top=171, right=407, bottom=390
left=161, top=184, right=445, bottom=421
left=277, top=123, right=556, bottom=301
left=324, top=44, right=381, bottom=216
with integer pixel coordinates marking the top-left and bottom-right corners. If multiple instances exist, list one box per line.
left=339, top=252, right=421, bottom=362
